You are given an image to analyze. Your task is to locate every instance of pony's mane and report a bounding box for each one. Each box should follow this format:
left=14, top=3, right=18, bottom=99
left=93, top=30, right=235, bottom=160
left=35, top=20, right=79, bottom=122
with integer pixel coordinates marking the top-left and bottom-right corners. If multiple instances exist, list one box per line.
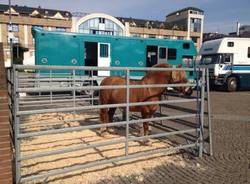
left=145, top=63, right=171, bottom=76
left=152, top=63, right=171, bottom=68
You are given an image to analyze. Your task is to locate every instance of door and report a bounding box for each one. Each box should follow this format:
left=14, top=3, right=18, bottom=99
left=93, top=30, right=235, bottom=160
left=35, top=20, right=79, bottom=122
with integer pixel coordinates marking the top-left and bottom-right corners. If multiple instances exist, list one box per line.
left=158, top=47, right=167, bottom=64
left=98, top=43, right=111, bottom=76
left=84, top=42, right=98, bottom=76
left=146, top=45, right=158, bottom=67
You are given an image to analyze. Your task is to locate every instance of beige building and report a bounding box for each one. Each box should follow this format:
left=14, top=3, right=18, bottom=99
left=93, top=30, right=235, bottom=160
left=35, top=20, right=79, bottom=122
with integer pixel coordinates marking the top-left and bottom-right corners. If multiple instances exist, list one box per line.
left=73, top=7, right=204, bottom=49
left=165, top=7, right=204, bottom=49
left=0, top=4, right=204, bottom=66
left=0, top=4, right=72, bottom=66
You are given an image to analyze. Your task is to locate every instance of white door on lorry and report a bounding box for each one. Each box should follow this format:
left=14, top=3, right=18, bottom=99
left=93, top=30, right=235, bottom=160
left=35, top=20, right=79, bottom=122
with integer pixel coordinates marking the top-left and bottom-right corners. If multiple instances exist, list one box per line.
left=158, top=47, right=168, bottom=64
left=98, top=43, right=110, bottom=76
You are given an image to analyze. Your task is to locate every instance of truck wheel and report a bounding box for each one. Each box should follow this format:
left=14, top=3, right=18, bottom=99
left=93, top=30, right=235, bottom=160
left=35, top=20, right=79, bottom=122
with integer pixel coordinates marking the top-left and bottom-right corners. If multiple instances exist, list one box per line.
left=226, top=77, right=237, bottom=92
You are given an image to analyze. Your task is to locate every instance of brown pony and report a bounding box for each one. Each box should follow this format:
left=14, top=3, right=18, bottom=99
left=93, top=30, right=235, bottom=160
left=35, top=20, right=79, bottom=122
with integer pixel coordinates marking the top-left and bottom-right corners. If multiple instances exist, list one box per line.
left=99, top=63, right=192, bottom=140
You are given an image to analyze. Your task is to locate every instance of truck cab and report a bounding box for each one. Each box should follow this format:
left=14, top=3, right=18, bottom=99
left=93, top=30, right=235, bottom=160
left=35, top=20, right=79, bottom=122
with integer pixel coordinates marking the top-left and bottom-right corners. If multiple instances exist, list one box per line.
left=199, top=37, right=250, bottom=91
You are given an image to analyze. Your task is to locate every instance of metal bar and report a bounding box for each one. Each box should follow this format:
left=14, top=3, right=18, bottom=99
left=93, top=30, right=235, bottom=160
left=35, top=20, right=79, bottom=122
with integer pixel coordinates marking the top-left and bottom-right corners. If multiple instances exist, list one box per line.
left=14, top=69, right=21, bottom=183
left=73, top=70, right=76, bottom=113
left=195, top=66, right=200, bottom=157
left=18, top=114, right=196, bottom=138
left=17, top=98, right=198, bottom=116
left=20, top=128, right=197, bottom=162
left=20, top=143, right=197, bottom=183
left=17, top=83, right=196, bottom=93
left=125, top=69, right=130, bottom=156
left=19, top=97, right=98, bottom=105
left=129, top=128, right=197, bottom=142
left=20, top=137, right=125, bottom=161
left=91, top=70, right=94, bottom=106
left=15, top=64, right=195, bottom=71
left=20, top=116, right=98, bottom=128
left=206, top=68, right=213, bottom=156
left=199, top=69, right=205, bottom=157
left=50, top=70, right=52, bottom=104
left=38, top=70, right=41, bottom=96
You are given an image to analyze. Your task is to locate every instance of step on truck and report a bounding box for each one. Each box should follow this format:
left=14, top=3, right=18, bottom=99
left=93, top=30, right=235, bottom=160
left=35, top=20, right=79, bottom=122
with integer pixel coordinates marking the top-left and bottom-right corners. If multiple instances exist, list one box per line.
left=199, top=37, right=250, bottom=91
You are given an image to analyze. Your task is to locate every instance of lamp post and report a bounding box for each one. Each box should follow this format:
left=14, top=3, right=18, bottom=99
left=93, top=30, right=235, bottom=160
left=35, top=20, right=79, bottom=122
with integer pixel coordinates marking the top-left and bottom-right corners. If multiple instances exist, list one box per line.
left=8, top=0, right=14, bottom=67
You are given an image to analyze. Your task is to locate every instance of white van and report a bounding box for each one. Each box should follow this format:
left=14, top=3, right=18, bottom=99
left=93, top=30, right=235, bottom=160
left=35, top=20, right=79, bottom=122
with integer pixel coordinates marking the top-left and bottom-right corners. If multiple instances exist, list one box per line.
left=199, top=37, right=250, bottom=91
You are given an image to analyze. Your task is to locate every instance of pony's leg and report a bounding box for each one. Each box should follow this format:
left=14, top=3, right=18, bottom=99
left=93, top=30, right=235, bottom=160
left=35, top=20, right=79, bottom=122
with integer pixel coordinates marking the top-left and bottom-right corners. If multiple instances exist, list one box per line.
left=100, top=108, right=109, bottom=135
left=108, top=108, right=116, bottom=122
left=107, top=108, right=117, bottom=134
left=140, top=110, right=152, bottom=145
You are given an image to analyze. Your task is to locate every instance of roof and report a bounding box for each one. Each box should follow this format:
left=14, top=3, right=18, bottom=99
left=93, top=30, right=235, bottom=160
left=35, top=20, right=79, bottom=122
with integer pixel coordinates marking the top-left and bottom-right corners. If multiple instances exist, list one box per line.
left=0, top=4, right=72, bottom=18
left=166, top=7, right=204, bottom=17
left=116, top=17, right=167, bottom=29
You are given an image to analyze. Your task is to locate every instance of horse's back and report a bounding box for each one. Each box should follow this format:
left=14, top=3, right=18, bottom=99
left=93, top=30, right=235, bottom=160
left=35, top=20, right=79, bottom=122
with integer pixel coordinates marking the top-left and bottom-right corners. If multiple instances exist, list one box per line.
left=100, top=76, right=126, bottom=86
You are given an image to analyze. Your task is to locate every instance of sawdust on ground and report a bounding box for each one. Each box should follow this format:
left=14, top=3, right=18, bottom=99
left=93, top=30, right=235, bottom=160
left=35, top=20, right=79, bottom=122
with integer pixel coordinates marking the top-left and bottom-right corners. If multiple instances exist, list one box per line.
left=21, top=112, right=192, bottom=184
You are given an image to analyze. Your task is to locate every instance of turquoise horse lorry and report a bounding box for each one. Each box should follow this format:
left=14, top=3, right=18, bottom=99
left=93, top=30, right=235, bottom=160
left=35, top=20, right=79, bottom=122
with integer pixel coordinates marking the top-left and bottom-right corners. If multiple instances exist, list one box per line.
left=32, top=27, right=197, bottom=79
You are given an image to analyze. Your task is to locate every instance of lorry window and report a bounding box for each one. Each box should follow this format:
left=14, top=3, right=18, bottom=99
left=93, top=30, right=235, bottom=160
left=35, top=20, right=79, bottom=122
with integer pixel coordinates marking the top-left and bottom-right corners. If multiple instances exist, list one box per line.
left=248, top=47, right=250, bottom=58
left=159, top=47, right=166, bottom=59
left=200, top=54, right=221, bottom=65
left=227, top=42, right=234, bottom=47
left=222, top=54, right=232, bottom=63
left=168, top=48, right=177, bottom=60
left=100, top=44, right=109, bottom=58
left=183, top=43, right=190, bottom=49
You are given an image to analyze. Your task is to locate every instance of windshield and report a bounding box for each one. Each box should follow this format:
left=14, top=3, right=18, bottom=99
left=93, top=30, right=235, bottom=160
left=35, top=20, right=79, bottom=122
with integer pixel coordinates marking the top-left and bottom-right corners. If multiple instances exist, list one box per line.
left=200, top=54, right=221, bottom=65
left=200, top=54, right=232, bottom=65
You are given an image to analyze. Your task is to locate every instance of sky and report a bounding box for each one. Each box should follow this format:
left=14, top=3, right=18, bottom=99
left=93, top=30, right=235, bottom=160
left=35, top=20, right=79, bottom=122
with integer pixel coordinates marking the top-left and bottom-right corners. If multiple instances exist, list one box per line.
left=1, top=0, right=250, bottom=34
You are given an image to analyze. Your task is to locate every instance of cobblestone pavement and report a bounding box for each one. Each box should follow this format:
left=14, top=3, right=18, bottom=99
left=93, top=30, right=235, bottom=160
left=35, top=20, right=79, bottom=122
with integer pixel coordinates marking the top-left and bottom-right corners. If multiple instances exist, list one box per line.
left=94, top=91, right=250, bottom=184
left=23, top=91, right=250, bottom=184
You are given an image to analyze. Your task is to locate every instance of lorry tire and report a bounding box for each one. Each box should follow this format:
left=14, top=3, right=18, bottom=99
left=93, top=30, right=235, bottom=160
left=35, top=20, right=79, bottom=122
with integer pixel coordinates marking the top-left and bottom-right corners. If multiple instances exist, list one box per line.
left=226, top=77, right=237, bottom=92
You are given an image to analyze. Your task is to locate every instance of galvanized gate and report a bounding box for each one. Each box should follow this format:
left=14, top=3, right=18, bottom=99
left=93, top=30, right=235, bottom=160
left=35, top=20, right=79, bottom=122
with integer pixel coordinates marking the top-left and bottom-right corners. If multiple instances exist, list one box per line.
left=8, top=65, right=212, bottom=183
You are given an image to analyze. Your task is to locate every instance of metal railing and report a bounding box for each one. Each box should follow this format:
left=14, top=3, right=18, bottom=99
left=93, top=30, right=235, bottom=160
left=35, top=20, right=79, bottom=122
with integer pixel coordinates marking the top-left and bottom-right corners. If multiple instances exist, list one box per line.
left=8, top=65, right=212, bottom=183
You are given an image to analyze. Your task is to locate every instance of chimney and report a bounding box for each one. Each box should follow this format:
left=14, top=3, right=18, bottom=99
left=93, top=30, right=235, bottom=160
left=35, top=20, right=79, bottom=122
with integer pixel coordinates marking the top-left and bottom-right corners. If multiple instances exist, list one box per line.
left=236, top=22, right=240, bottom=36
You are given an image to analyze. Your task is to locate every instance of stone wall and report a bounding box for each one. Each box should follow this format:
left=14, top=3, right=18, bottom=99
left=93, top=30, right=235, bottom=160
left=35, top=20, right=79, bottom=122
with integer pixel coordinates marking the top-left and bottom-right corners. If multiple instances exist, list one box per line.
left=0, top=42, right=13, bottom=184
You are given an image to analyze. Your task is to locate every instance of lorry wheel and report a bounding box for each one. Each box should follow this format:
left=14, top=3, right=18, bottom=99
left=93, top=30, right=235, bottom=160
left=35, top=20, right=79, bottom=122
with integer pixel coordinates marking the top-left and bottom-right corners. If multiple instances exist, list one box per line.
left=226, top=77, right=237, bottom=92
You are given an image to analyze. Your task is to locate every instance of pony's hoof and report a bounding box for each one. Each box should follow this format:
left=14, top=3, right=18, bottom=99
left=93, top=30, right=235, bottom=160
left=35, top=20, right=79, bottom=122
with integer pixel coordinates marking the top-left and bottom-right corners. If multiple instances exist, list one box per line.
left=107, top=128, right=117, bottom=134
left=140, top=140, right=152, bottom=146
left=99, top=128, right=108, bottom=137
left=99, top=131, right=109, bottom=137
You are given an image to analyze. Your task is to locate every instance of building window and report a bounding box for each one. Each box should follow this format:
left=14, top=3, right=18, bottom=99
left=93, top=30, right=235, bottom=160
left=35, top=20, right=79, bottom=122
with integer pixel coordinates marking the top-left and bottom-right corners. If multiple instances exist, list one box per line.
left=8, top=24, right=19, bottom=32
left=190, top=18, right=201, bottom=32
left=227, top=42, right=234, bottom=47
left=248, top=47, right=250, bottom=58
left=148, top=34, right=156, bottom=38
left=163, top=35, right=170, bottom=39
left=99, top=18, right=105, bottom=23
left=78, top=18, right=123, bottom=36
left=34, top=25, right=43, bottom=29
left=8, top=36, right=19, bottom=44
left=168, top=48, right=177, bottom=60
left=159, top=48, right=167, bottom=59
left=100, top=44, right=109, bottom=58
left=191, top=37, right=198, bottom=43
left=56, top=27, right=66, bottom=32
left=131, top=33, right=140, bottom=37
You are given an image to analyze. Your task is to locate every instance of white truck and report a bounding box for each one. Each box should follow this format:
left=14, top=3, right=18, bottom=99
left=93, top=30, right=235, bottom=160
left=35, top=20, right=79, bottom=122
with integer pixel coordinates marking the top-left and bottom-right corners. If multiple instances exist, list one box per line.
left=199, top=37, right=250, bottom=91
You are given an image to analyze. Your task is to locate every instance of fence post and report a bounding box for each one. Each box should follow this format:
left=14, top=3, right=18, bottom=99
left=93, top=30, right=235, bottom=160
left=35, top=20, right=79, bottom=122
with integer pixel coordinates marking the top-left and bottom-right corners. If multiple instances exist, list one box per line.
left=73, top=70, right=76, bottom=113
left=206, top=68, right=213, bottom=156
left=50, top=70, right=52, bottom=104
left=199, top=68, right=205, bottom=157
left=13, top=68, right=21, bottom=183
left=0, top=42, right=13, bottom=184
left=125, top=69, right=130, bottom=156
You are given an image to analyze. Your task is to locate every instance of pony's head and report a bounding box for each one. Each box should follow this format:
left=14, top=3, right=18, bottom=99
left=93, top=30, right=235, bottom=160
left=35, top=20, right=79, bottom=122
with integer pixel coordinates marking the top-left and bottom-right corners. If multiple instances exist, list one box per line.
left=171, top=64, right=193, bottom=96
left=147, top=63, right=192, bottom=96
